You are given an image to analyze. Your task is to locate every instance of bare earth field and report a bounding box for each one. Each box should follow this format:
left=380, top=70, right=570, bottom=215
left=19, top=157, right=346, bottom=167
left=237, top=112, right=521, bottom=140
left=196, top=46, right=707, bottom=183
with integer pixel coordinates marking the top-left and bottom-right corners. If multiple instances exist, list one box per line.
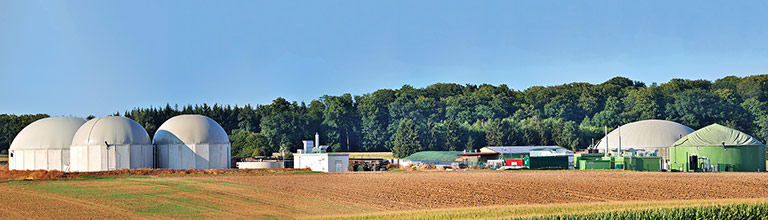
left=2, top=170, right=768, bottom=219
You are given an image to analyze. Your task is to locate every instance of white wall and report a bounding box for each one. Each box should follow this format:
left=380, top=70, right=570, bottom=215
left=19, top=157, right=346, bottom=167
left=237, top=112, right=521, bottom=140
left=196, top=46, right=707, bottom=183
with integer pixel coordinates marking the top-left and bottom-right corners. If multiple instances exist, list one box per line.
left=8, top=149, right=69, bottom=171
left=154, top=143, right=230, bottom=169
left=237, top=161, right=284, bottom=169
left=70, top=144, right=153, bottom=172
left=293, top=153, right=348, bottom=172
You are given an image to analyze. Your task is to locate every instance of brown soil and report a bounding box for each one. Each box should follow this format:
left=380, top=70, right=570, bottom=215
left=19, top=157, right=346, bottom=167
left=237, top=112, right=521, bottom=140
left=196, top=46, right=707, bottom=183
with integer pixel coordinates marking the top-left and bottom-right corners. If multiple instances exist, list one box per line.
left=201, top=170, right=768, bottom=211
left=2, top=170, right=768, bottom=219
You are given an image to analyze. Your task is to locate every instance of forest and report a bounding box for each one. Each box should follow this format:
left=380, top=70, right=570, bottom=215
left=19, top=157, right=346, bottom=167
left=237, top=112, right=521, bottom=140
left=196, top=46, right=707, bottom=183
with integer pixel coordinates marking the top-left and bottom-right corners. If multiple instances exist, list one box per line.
left=1, top=75, right=767, bottom=158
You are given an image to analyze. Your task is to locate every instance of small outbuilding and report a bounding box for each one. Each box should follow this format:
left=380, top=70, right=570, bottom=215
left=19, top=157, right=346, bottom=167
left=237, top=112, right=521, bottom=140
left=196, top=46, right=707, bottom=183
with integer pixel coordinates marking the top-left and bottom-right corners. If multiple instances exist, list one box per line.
left=293, top=153, right=349, bottom=172
left=153, top=115, right=231, bottom=169
left=669, top=124, right=766, bottom=172
left=69, top=116, right=153, bottom=172
left=293, top=135, right=349, bottom=172
left=8, top=117, right=86, bottom=171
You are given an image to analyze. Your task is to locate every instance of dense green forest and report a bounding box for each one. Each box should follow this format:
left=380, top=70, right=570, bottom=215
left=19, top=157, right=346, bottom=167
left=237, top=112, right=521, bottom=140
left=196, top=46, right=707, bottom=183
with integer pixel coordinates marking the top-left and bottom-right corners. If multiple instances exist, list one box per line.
left=1, top=75, right=767, bottom=158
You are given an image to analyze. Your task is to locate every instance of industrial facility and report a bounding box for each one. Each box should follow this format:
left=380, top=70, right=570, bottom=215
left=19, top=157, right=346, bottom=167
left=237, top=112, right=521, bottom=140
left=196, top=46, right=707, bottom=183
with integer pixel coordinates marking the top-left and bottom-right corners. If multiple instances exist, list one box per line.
left=8, top=114, right=232, bottom=172
left=5, top=114, right=766, bottom=173
left=8, top=117, right=86, bottom=171
left=153, top=115, right=231, bottom=169
left=458, top=146, right=574, bottom=169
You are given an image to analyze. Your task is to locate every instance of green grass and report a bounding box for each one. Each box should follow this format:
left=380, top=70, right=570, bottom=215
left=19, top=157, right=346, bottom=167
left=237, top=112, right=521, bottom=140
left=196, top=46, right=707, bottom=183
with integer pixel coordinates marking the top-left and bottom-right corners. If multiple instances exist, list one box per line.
left=31, top=177, right=212, bottom=218
left=0, top=154, right=7, bottom=162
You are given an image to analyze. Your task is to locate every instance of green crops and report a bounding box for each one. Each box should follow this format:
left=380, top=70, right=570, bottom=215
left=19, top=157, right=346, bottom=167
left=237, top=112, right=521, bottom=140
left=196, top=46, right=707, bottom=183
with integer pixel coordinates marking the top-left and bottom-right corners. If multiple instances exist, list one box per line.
left=512, top=203, right=768, bottom=220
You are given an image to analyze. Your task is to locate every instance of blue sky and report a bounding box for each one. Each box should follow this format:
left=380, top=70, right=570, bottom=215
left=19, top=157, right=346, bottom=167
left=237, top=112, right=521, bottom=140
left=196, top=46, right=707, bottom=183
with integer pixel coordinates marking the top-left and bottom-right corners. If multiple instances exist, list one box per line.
left=1, top=1, right=766, bottom=117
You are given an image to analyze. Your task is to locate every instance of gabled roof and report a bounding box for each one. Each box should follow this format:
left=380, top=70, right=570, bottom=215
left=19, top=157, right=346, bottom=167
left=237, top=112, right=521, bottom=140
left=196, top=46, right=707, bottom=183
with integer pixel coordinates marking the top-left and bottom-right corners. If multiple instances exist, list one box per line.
left=483, top=146, right=571, bottom=154
left=673, top=124, right=764, bottom=147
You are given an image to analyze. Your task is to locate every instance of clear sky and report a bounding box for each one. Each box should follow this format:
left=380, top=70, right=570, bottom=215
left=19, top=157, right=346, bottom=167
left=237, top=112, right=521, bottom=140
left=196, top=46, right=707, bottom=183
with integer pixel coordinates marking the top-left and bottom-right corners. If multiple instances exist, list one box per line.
left=1, top=1, right=766, bottom=117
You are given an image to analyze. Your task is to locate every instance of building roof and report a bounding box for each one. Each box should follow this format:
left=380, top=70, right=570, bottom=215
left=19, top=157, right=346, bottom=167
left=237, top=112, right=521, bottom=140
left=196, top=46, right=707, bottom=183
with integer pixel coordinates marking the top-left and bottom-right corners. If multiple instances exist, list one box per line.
left=457, top=152, right=499, bottom=156
left=596, top=119, right=694, bottom=149
left=71, top=116, right=151, bottom=146
left=403, top=151, right=463, bottom=161
left=673, top=124, right=764, bottom=147
left=483, top=146, right=570, bottom=154
left=153, top=114, right=229, bottom=145
left=10, top=117, right=86, bottom=150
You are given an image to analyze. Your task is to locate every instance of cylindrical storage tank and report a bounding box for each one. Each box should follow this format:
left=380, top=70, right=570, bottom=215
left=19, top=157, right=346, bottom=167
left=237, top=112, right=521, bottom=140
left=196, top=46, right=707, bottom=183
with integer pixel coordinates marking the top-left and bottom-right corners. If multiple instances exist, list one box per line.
left=153, top=115, right=231, bottom=169
left=8, top=117, right=87, bottom=171
left=669, top=124, right=766, bottom=172
left=70, top=116, right=153, bottom=172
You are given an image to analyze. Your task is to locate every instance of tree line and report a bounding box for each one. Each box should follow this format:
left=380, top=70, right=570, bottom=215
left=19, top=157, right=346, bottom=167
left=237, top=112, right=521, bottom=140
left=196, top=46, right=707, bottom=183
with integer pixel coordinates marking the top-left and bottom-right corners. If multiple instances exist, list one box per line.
left=1, top=75, right=767, bottom=158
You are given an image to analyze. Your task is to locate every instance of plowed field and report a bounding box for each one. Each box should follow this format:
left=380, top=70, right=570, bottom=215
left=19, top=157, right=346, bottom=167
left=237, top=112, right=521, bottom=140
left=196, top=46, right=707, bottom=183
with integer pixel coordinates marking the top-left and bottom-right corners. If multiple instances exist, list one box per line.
left=1, top=170, right=768, bottom=219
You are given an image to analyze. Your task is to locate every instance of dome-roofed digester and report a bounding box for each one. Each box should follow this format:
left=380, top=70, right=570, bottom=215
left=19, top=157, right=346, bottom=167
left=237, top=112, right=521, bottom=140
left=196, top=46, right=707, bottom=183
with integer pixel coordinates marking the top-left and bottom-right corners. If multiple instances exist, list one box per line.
left=9, top=117, right=87, bottom=171
left=69, top=116, right=153, bottom=171
left=595, top=119, right=694, bottom=159
left=669, top=124, right=765, bottom=172
left=153, top=115, right=231, bottom=169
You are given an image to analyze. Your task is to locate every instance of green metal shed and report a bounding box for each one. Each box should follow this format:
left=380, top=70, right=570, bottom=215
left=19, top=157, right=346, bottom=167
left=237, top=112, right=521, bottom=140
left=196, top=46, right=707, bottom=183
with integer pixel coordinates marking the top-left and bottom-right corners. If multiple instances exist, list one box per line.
left=668, top=124, right=766, bottom=172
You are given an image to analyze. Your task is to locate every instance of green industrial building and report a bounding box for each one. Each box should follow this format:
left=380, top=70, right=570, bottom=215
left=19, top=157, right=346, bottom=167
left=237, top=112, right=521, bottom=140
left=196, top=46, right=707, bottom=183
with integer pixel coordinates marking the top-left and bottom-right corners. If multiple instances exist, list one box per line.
left=669, top=124, right=766, bottom=172
left=576, top=155, right=662, bottom=171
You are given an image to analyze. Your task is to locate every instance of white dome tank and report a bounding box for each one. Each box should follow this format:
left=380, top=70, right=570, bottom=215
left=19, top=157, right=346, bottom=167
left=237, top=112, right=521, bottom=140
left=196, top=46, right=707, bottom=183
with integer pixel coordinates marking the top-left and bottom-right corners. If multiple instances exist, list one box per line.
left=9, top=117, right=86, bottom=171
left=69, top=116, right=153, bottom=172
left=153, top=115, right=231, bottom=169
left=596, top=119, right=694, bottom=159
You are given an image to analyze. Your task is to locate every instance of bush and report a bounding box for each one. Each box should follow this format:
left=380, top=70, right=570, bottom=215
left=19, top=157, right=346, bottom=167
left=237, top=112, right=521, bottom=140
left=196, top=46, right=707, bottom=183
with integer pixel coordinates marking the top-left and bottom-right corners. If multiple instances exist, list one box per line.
left=0, top=150, right=7, bottom=155
left=356, top=163, right=368, bottom=171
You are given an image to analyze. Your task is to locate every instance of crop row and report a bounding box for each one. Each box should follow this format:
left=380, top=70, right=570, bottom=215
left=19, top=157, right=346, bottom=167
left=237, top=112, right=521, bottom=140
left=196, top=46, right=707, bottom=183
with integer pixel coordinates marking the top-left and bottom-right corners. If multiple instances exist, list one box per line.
left=512, top=202, right=768, bottom=220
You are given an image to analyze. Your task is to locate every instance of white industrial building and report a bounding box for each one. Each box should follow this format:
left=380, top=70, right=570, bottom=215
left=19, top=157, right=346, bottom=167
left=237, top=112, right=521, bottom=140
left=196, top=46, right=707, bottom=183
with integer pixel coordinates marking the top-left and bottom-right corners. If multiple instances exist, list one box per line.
left=153, top=115, right=231, bottom=169
left=69, top=116, right=154, bottom=171
left=8, top=117, right=87, bottom=171
left=293, top=133, right=349, bottom=172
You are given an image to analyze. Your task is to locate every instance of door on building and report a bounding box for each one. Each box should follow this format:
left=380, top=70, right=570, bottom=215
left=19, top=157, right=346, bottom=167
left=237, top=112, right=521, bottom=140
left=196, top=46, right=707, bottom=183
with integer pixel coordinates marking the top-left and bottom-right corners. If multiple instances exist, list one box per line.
left=335, top=160, right=342, bottom=172
left=689, top=155, right=698, bottom=171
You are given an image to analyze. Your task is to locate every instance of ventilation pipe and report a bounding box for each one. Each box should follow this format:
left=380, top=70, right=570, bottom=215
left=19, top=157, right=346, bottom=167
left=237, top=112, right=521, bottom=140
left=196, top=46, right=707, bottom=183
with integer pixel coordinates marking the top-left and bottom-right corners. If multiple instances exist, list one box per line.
left=604, top=126, right=608, bottom=157
left=617, top=126, right=622, bottom=157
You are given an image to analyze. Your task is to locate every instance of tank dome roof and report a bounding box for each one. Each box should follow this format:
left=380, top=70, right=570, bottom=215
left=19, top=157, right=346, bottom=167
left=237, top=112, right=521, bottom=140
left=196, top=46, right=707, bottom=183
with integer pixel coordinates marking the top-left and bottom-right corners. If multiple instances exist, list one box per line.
left=10, top=117, right=87, bottom=150
left=71, top=116, right=150, bottom=146
left=153, top=115, right=229, bottom=145
left=596, top=119, right=694, bottom=149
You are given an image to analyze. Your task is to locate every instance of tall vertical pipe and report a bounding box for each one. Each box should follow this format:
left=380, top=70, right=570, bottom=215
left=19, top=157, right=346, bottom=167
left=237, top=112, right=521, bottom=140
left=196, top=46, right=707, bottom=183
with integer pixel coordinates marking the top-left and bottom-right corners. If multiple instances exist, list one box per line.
left=604, top=126, right=608, bottom=157
left=618, top=126, right=622, bottom=157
